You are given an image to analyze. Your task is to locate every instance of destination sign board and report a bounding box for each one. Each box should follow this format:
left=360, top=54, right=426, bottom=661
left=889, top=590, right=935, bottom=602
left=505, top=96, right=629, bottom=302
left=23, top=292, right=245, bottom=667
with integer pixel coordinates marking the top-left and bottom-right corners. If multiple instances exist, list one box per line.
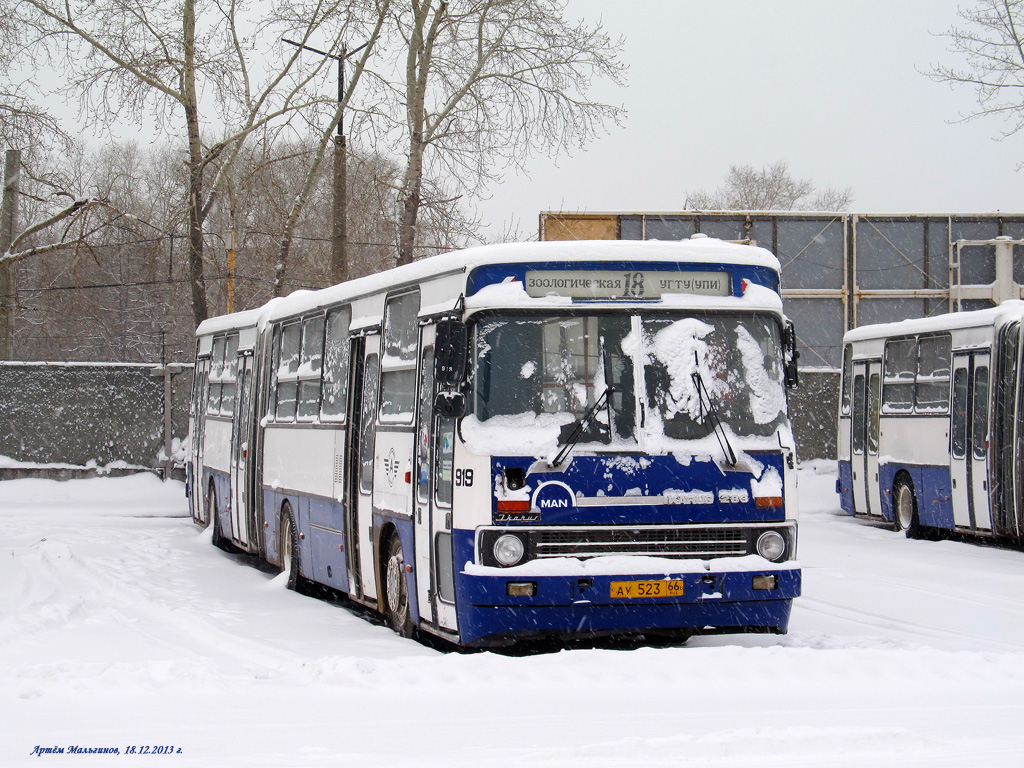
left=523, top=270, right=731, bottom=299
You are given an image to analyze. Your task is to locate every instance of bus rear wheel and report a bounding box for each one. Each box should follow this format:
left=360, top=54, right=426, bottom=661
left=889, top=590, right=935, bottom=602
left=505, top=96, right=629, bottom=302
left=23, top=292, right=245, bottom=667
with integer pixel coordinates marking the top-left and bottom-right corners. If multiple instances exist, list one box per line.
left=384, top=533, right=414, bottom=638
left=207, top=483, right=225, bottom=549
left=280, top=505, right=300, bottom=591
left=893, top=476, right=920, bottom=539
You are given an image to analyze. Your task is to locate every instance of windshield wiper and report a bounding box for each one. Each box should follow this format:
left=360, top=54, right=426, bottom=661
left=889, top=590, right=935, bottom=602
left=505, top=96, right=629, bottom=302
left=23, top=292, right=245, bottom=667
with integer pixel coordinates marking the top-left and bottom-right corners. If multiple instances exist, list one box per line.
left=548, top=386, right=614, bottom=469
left=691, top=352, right=738, bottom=467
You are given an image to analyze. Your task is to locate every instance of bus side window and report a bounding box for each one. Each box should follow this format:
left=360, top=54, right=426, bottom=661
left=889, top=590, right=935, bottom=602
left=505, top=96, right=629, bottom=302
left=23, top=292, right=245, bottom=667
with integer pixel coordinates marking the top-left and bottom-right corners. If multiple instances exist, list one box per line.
left=381, top=292, right=419, bottom=423
left=883, top=338, right=915, bottom=413
left=297, top=314, right=325, bottom=421
left=275, top=322, right=301, bottom=422
left=841, top=344, right=852, bottom=414
left=208, top=335, right=225, bottom=415
left=916, top=334, right=951, bottom=412
left=267, top=324, right=281, bottom=420
left=321, top=306, right=352, bottom=422
left=219, top=333, right=239, bottom=417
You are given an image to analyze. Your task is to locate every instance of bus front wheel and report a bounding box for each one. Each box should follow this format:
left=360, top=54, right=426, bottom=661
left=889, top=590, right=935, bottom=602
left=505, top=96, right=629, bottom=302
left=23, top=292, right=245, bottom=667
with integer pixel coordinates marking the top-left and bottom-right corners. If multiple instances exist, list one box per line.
left=384, top=533, right=414, bottom=638
left=893, top=476, right=920, bottom=539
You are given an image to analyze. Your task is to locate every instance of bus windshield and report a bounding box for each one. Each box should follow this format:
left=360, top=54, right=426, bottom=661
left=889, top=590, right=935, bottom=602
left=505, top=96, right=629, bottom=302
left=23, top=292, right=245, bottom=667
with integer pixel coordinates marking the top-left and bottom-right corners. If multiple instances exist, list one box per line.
left=472, top=312, right=787, bottom=448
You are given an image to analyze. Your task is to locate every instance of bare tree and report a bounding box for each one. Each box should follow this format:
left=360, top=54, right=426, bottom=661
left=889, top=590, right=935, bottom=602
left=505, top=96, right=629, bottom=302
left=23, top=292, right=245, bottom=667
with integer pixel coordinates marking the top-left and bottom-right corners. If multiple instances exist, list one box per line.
left=685, top=162, right=853, bottom=212
left=270, top=1, right=392, bottom=295
left=8, top=141, right=193, bottom=361
left=9, top=0, right=389, bottom=327
left=0, top=155, right=131, bottom=358
left=224, top=133, right=474, bottom=295
left=385, top=0, right=625, bottom=265
left=0, top=10, right=66, bottom=150
left=927, top=0, right=1024, bottom=150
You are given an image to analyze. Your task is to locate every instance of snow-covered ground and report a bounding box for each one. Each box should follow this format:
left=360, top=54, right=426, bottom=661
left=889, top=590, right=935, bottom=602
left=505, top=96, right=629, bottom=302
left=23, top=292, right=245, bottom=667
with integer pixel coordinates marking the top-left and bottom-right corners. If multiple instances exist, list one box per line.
left=2, top=462, right=1023, bottom=767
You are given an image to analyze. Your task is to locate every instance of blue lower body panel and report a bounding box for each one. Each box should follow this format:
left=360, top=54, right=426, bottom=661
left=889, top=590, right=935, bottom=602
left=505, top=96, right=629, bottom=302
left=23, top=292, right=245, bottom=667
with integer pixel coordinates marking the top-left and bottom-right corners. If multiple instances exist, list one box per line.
left=453, top=523, right=800, bottom=645
left=877, top=462, right=954, bottom=529
left=837, top=460, right=854, bottom=515
left=456, top=570, right=798, bottom=646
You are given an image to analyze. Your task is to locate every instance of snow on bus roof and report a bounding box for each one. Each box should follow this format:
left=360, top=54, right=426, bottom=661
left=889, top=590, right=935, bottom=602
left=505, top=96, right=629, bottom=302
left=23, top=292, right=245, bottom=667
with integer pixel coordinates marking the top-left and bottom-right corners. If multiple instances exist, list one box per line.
left=197, top=238, right=780, bottom=336
left=843, top=300, right=1024, bottom=343
left=194, top=305, right=270, bottom=337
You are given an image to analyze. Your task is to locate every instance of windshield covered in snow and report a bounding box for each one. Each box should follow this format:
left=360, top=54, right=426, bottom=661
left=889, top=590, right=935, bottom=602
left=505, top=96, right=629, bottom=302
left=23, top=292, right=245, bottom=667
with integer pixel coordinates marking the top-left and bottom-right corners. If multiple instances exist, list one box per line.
left=472, top=312, right=787, bottom=448
left=632, top=314, right=787, bottom=440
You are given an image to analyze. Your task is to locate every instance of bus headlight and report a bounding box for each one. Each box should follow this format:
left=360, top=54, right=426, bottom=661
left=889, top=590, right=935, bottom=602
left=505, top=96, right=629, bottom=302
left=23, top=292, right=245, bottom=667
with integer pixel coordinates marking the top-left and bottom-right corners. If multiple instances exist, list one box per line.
left=493, top=534, right=525, bottom=567
left=756, top=531, right=786, bottom=562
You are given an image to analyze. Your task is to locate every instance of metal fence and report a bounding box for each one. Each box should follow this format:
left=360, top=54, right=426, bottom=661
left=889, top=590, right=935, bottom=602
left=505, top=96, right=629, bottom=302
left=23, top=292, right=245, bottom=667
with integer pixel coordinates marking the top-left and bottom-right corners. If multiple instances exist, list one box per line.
left=541, top=212, right=1024, bottom=370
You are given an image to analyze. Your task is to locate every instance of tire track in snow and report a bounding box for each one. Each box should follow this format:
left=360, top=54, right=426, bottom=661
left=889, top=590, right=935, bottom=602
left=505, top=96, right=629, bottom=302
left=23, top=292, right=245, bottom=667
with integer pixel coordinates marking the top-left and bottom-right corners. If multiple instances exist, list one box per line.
left=796, top=595, right=1024, bottom=652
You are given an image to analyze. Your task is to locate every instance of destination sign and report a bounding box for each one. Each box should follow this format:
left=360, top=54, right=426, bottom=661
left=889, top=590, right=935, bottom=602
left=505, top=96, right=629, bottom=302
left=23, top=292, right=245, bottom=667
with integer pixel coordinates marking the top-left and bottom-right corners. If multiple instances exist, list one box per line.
left=523, top=270, right=731, bottom=299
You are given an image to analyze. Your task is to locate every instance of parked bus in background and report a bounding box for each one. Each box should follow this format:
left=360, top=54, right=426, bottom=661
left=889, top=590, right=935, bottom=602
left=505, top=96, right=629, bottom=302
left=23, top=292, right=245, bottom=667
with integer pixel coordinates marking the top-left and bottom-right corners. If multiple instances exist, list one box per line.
left=837, top=301, right=1024, bottom=543
left=186, top=238, right=802, bottom=647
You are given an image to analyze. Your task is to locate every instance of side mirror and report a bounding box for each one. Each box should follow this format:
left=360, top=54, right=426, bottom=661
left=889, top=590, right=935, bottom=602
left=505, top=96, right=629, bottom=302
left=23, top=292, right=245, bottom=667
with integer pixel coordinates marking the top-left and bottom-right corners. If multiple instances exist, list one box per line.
left=785, top=356, right=800, bottom=388
left=434, top=319, right=468, bottom=386
left=434, top=391, right=466, bottom=419
left=783, top=320, right=800, bottom=389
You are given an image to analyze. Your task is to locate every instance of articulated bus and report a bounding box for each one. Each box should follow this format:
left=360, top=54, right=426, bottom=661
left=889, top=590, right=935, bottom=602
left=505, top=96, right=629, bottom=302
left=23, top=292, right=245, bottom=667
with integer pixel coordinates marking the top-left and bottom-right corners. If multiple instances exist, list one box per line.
left=838, top=301, right=1024, bottom=542
left=187, top=238, right=802, bottom=646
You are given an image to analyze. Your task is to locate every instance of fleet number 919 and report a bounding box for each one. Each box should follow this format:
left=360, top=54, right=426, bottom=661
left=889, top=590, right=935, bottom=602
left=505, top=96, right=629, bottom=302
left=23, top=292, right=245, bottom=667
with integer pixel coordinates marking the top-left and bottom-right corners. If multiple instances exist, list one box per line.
left=455, top=468, right=474, bottom=487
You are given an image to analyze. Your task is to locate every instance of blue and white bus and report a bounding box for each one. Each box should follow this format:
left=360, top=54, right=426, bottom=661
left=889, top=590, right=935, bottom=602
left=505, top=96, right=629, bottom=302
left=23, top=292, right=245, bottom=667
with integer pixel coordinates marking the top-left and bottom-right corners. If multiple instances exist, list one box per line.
left=838, top=301, right=1024, bottom=542
left=187, top=238, right=802, bottom=646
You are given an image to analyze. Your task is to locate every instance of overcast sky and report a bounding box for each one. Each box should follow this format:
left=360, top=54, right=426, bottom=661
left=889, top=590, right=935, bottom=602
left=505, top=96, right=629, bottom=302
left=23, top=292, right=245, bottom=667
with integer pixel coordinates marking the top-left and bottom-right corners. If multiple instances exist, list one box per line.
left=476, top=0, right=1024, bottom=239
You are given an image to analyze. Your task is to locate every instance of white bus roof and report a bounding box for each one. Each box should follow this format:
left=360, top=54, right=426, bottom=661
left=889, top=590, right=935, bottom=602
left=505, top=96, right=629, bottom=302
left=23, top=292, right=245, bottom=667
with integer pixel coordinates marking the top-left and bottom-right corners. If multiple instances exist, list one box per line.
left=197, top=238, right=781, bottom=336
left=843, top=300, right=1024, bottom=344
left=195, top=305, right=270, bottom=338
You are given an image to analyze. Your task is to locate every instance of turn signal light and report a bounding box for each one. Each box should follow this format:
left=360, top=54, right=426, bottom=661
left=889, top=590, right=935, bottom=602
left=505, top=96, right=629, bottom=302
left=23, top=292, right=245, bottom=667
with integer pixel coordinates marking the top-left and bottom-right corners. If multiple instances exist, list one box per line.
left=752, top=575, right=778, bottom=591
left=507, top=581, right=537, bottom=597
left=754, top=496, right=783, bottom=508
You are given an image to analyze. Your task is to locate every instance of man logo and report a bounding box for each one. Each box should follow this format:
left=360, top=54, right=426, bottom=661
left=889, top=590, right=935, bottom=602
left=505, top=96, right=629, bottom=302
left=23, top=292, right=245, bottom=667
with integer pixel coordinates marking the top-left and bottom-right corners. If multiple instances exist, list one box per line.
left=531, top=481, right=576, bottom=513
left=538, top=498, right=569, bottom=508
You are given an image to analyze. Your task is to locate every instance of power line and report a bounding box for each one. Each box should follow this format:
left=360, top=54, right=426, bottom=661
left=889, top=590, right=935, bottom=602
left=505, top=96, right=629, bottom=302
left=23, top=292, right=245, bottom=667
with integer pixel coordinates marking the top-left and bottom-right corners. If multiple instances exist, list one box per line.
left=13, top=273, right=288, bottom=295
left=21, top=230, right=451, bottom=251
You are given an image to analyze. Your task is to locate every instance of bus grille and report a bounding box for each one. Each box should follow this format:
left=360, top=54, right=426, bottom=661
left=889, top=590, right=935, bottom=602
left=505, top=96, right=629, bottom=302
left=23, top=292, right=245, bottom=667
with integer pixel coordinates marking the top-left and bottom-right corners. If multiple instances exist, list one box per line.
left=533, top=527, right=750, bottom=560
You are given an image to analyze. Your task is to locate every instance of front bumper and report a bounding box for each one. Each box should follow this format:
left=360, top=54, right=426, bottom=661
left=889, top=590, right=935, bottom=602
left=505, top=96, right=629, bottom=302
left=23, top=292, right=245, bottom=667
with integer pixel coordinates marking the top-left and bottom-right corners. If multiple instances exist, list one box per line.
left=454, top=565, right=801, bottom=646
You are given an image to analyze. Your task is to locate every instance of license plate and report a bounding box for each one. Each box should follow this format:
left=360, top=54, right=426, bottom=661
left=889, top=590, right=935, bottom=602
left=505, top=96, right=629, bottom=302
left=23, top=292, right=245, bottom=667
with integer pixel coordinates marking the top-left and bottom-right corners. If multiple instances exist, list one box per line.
left=609, top=580, right=685, bottom=598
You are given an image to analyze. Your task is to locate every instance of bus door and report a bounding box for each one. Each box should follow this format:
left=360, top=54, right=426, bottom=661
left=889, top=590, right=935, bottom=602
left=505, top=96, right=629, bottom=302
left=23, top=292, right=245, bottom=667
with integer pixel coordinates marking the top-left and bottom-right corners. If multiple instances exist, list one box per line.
left=349, top=335, right=380, bottom=604
left=413, top=328, right=458, bottom=632
left=865, top=361, right=883, bottom=518
left=414, top=331, right=435, bottom=626
left=431, top=413, right=458, bottom=631
left=191, top=357, right=211, bottom=524
left=850, top=360, right=881, bottom=515
left=951, top=353, right=992, bottom=531
left=230, top=354, right=254, bottom=548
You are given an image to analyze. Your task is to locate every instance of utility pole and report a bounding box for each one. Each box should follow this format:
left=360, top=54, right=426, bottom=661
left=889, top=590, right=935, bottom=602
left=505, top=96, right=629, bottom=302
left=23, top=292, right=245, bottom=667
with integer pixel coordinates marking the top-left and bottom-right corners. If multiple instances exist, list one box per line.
left=226, top=227, right=236, bottom=313
left=333, top=50, right=348, bottom=287
left=0, top=149, right=20, bottom=360
left=283, top=39, right=369, bottom=287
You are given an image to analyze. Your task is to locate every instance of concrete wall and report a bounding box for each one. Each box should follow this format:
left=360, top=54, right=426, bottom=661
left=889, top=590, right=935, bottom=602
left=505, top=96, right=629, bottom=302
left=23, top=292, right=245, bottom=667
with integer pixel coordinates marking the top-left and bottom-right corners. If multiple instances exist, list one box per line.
left=0, top=362, right=193, bottom=477
left=788, top=369, right=840, bottom=462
